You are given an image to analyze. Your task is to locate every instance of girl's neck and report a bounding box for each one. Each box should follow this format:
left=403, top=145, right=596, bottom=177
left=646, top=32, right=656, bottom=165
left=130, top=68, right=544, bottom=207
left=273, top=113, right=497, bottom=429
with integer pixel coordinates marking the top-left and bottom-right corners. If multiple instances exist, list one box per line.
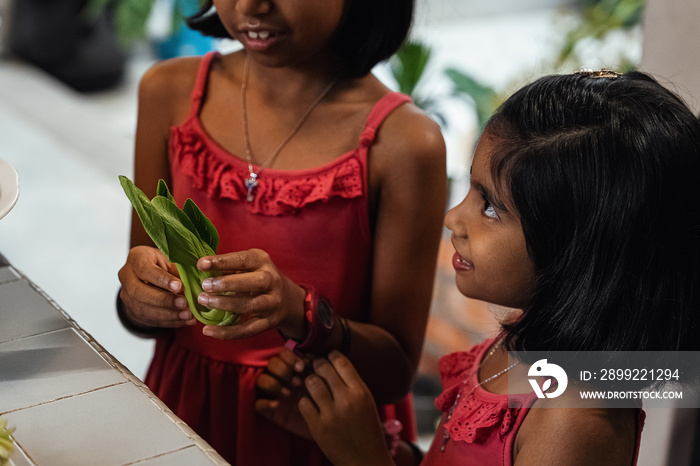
left=243, top=51, right=343, bottom=99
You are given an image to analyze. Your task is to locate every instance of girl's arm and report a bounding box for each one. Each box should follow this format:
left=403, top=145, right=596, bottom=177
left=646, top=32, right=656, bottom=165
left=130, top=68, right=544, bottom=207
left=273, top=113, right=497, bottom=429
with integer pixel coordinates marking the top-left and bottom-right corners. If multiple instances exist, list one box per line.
left=346, top=103, right=447, bottom=401
left=514, top=406, right=638, bottom=465
left=118, top=58, right=201, bottom=331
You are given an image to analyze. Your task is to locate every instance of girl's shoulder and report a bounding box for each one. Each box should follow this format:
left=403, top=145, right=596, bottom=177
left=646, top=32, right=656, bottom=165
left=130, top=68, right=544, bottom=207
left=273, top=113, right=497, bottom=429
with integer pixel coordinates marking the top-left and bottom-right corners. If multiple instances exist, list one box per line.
left=137, top=56, right=205, bottom=127
left=515, top=404, right=640, bottom=465
left=139, top=55, right=203, bottom=99
left=354, top=77, right=445, bottom=172
left=364, top=77, right=443, bottom=153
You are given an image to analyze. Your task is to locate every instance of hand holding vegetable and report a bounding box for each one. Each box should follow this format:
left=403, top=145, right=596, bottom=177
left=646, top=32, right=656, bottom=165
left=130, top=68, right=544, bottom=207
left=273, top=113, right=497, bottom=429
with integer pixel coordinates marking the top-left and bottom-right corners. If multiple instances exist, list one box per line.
left=118, top=245, right=193, bottom=329
left=195, top=249, right=307, bottom=340
left=119, top=177, right=239, bottom=327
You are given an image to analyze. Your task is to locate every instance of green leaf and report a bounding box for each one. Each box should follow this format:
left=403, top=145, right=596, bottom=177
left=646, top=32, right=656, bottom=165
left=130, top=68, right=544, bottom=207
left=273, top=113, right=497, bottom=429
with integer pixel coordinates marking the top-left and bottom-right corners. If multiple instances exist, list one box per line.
left=119, top=176, right=237, bottom=326
left=444, top=68, right=500, bottom=130
left=390, top=40, right=432, bottom=97
left=119, top=176, right=169, bottom=255
left=183, top=198, right=219, bottom=253
left=156, top=178, right=175, bottom=201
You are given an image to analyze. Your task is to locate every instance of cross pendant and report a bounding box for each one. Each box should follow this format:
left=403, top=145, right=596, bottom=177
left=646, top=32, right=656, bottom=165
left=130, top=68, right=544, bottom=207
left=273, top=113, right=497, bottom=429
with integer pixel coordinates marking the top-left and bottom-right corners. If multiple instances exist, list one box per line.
left=245, top=173, right=258, bottom=202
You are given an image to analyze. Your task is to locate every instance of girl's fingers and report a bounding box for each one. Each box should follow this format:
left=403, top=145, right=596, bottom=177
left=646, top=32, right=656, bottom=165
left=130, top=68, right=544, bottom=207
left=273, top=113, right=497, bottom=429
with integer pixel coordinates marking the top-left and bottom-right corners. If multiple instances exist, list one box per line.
left=312, top=356, right=348, bottom=392
left=278, top=347, right=307, bottom=374
left=255, top=372, right=291, bottom=398
left=130, top=280, right=187, bottom=310
left=132, top=257, right=182, bottom=293
left=197, top=249, right=269, bottom=273
left=125, top=301, right=191, bottom=328
left=197, top=291, right=278, bottom=315
left=304, top=373, right=334, bottom=408
left=200, top=271, right=275, bottom=294
left=254, top=398, right=280, bottom=418
left=298, top=395, right=320, bottom=420
left=266, top=356, right=295, bottom=383
left=202, top=315, right=273, bottom=339
left=327, top=351, right=365, bottom=389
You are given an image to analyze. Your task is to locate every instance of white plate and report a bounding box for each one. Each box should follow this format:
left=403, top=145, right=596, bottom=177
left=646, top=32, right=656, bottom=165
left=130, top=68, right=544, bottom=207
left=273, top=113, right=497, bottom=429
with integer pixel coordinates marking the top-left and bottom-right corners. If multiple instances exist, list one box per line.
left=0, top=158, right=19, bottom=220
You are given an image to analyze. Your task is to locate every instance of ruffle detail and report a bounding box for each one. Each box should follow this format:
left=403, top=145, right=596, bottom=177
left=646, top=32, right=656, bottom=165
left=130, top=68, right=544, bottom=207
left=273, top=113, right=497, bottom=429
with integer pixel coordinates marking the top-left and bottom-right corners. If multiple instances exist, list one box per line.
left=170, top=126, right=364, bottom=216
left=439, top=390, right=519, bottom=444
left=435, top=346, right=520, bottom=444
left=437, top=349, right=479, bottom=390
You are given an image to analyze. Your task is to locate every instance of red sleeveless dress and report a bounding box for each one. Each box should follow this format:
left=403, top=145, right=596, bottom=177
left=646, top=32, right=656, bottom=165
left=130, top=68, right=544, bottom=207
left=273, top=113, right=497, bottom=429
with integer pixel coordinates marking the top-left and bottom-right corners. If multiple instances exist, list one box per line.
left=421, top=339, right=646, bottom=465
left=144, top=52, right=417, bottom=465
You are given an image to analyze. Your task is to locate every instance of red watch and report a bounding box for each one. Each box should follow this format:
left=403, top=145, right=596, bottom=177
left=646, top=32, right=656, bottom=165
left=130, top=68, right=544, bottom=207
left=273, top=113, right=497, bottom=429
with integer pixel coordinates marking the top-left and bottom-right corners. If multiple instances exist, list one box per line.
left=283, top=285, right=335, bottom=354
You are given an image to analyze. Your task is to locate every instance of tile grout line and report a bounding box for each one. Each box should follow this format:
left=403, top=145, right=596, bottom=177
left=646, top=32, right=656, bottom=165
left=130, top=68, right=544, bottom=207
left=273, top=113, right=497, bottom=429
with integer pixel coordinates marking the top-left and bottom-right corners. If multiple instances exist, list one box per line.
left=7, top=265, right=231, bottom=465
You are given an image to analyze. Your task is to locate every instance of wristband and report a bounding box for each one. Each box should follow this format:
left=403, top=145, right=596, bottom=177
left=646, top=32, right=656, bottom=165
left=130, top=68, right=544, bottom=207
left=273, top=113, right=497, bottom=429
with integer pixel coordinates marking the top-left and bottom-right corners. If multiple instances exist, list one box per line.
left=283, top=285, right=335, bottom=354
left=383, top=419, right=403, bottom=457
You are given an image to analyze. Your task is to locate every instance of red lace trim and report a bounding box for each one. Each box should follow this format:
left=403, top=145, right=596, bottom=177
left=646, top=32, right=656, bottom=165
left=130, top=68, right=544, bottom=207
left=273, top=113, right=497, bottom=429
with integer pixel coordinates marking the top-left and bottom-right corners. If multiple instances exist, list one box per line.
left=435, top=349, right=520, bottom=444
left=170, top=126, right=364, bottom=216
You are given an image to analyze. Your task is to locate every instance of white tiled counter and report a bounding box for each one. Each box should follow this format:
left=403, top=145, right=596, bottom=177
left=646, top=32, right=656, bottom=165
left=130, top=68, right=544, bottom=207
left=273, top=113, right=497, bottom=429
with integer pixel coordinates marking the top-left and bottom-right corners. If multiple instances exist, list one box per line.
left=0, top=256, right=229, bottom=465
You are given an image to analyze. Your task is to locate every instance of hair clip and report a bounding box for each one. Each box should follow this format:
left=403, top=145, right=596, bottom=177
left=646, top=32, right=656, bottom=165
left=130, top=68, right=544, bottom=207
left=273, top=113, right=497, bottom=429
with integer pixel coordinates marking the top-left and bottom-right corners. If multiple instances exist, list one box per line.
left=575, top=68, right=621, bottom=79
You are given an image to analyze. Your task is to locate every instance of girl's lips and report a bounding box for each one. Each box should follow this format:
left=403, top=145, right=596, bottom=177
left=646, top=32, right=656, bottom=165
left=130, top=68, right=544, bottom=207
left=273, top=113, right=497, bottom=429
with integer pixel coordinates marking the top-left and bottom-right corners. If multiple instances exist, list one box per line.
left=452, top=252, right=473, bottom=272
left=238, top=29, right=285, bottom=52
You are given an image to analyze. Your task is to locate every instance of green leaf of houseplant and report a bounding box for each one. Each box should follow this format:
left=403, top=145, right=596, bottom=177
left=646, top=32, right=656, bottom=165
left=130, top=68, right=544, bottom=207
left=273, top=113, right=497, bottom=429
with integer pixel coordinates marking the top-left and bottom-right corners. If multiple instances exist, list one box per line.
left=444, top=68, right=500, bottom=130
left=390, top=40, right=432, bottom=97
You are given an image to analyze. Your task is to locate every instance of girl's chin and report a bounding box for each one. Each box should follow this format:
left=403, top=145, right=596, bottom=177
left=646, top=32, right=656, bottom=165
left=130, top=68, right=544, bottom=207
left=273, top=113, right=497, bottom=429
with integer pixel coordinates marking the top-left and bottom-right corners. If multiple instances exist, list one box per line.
left=487, top=304, right=522, bottom=324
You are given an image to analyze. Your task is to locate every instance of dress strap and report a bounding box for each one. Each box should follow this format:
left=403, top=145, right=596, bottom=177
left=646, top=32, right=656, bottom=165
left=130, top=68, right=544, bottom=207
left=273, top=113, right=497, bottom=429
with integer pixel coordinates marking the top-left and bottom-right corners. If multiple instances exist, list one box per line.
left=359, top=92, right=413, bottom=147
left=187, top=51, right=220, bottom=118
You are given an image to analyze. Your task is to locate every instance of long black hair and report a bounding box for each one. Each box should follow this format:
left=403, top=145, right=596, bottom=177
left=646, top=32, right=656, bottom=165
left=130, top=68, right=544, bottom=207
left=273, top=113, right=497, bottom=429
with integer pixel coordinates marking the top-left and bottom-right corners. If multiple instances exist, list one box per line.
left=487, top=71, right=700, bottom=353
left=185, top=0, right=414, bottom=79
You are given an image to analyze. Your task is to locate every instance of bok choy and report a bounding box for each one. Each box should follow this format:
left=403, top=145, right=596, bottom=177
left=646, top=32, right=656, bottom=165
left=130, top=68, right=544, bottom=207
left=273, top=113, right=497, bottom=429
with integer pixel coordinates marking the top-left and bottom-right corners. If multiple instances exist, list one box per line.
left=119, top=176, right=239, bottom=326
left=0, top=418, right=14, bottom=466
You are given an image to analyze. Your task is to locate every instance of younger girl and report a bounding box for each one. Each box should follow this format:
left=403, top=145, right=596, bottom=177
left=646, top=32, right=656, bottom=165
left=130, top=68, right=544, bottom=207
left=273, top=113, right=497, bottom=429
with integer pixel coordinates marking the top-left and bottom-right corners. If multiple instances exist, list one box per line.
left=259, top=69, right=700, bottom=465
left=116, top=0, right=446, bottom=464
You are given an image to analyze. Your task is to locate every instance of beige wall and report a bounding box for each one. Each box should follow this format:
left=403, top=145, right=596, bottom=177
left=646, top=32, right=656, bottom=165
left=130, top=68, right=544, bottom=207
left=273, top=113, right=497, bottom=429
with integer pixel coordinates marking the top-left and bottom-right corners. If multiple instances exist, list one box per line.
left=641, top=0, right=700, bottom=114
left=639, top=5, right=700, bottom=466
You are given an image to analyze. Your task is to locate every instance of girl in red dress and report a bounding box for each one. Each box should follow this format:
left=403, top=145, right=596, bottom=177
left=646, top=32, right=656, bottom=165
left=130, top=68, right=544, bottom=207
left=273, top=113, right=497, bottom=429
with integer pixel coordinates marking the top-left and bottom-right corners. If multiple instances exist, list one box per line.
left=116, top=0, right=446, bottom=464
left=267, top=70, right=700, bottom=465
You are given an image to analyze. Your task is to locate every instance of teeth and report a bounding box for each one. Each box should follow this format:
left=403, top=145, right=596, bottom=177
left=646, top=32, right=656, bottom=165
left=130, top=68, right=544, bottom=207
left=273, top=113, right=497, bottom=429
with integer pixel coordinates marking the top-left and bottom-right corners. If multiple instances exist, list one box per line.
left=248, top=31, right=271, bottom=40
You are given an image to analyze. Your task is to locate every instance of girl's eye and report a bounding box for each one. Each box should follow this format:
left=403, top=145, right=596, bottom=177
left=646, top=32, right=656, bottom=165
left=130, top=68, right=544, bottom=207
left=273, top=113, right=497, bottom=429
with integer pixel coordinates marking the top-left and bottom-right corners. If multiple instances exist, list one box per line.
left=483, top=200, right=499, bottom=219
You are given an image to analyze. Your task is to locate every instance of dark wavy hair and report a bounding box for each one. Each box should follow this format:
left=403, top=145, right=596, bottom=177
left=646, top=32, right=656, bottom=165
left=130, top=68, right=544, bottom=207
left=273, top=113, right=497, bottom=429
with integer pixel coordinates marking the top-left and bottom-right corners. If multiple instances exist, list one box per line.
left=185, top=0, right=414, bottom=78
left=486, top=71, right=700, bottom=354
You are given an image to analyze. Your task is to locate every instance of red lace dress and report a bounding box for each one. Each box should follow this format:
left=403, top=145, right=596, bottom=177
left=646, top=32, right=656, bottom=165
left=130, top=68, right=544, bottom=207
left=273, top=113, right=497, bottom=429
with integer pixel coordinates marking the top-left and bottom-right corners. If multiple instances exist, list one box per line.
left=421, top=339, right=646, bottom=465
left=143, top=52, right=416, bottom=465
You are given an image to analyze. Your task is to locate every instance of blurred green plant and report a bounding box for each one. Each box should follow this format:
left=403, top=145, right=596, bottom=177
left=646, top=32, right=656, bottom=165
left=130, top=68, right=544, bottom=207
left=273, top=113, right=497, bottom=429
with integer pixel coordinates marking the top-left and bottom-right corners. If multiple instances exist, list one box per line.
left=389, top=40, right=500, bottom=131
left=557, top=0, right=645, bottom=70
left=444, top=68, right=500, bottom=131
left=85, top=0, right=203, bottom=47
left=389, top=40, right=446, bottom=126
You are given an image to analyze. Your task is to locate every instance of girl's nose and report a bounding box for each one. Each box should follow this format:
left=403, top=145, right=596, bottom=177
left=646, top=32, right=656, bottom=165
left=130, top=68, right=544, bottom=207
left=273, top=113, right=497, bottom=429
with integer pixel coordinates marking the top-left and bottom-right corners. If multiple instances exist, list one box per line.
left=444, top=205, right=459, bottom=234
left=235, top=0, right=272, bottom=16
left=444, top=198, right=468, bottom=236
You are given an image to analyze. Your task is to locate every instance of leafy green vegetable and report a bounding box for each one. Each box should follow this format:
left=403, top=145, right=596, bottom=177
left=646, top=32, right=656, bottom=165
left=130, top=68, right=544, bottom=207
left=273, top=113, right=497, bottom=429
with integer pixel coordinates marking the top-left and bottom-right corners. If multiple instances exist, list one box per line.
left=119, top=176, right=239, bottom=326
left=0, top=418, right=14, bottom=466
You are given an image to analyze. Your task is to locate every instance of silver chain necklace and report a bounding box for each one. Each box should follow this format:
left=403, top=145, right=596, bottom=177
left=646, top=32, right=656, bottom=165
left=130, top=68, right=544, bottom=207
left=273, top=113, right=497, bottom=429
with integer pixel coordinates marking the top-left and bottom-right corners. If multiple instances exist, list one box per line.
left=240, top=55, right=339, bottom=202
